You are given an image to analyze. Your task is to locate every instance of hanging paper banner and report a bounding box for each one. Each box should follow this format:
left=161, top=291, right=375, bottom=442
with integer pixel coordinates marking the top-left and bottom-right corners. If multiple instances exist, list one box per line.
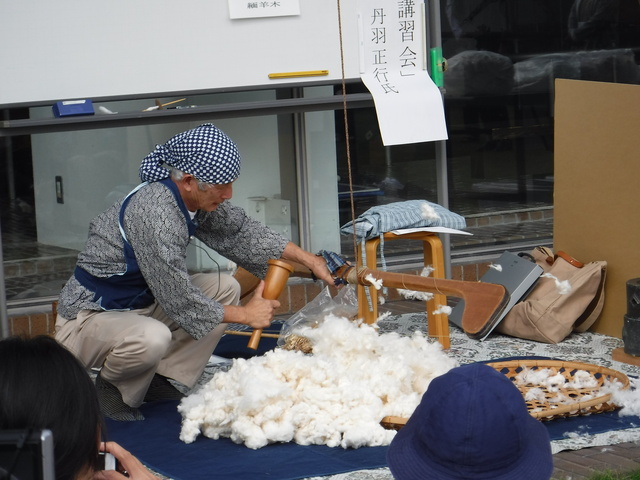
left=358, top=0, right=448, bottom=145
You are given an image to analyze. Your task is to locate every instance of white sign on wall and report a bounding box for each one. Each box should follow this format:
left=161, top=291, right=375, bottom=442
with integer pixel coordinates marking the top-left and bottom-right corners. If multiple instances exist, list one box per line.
left=228, top=0, right=301, bottom=19
left=358, top=0, right=448, bottom=145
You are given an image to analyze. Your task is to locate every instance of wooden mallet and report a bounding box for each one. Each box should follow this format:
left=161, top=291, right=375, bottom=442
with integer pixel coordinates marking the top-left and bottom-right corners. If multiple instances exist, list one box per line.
left=247, top=259, right=295, bottom=350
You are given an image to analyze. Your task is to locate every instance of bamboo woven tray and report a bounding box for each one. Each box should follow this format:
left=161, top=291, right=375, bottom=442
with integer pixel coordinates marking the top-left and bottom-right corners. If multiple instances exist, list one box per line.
left=380, top=359, right=630, bottom=429
left=487, top=359, right=630, bottom=421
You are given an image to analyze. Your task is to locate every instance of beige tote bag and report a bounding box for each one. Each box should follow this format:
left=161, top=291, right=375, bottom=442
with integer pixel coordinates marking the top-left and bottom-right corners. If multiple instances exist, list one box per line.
left=496, top=246, right=607, bottom=343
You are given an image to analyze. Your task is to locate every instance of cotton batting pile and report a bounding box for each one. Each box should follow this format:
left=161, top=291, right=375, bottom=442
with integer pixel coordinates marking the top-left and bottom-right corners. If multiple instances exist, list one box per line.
left=178, top=314, right=457, bottom=449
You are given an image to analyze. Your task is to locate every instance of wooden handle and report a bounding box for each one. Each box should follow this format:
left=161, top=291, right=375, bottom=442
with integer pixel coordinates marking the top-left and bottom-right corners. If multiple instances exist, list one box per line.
left=247, top=259, right=294, bottom=350
left=247, top=328, right=263, bottom=350
left=225, top=330, right=280, bottom=339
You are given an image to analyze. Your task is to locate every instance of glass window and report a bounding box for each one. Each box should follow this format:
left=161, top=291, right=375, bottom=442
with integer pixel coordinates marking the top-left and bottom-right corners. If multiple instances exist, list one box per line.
left=438, top=0, right=639, bottom=255
left=2, top=90, right=342, bottom=302
left=336, top=0, right=640, bottom=262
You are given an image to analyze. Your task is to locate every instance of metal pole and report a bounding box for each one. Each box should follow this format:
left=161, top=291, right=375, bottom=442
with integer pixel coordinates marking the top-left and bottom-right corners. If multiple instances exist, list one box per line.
left=427, top=0, right=452, bottom=279
left=292, top=89, right=312, bottom=252
left=0, top=219, right=9, bottom=339
left=3, top=111, right=16, bottom=203
left=1, top=110, right=13, bottom=337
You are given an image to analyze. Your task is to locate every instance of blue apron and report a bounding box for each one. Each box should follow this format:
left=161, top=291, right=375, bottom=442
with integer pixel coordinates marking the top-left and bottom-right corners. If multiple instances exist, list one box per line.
left=74, top=178, right=197, bottom=311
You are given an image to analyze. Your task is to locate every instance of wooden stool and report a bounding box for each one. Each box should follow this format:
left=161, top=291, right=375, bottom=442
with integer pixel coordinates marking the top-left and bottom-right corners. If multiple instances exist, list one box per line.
left=356, top=231, right=450, bottom=349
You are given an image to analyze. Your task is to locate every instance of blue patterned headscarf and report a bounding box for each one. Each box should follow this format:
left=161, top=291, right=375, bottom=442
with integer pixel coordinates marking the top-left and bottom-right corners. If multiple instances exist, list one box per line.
left=139, top=124, right=241, bottom=184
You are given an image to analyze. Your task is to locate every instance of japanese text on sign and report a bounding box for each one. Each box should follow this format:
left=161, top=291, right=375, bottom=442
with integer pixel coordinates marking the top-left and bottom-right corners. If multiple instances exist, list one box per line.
left=359, top=0, right=447, bottom=145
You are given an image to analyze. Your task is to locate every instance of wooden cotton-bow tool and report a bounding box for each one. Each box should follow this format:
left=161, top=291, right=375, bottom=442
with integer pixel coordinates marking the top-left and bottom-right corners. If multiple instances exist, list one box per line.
left=240, top=251, right=509, bottom=350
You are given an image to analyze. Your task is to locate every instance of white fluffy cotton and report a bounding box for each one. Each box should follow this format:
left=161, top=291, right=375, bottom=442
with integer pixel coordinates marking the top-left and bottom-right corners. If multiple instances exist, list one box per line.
left=420, top=202, right=440, bottom=221
left=364, top=274, right=383, bottom=290
left=515, top=367, right=553, bottom=386
left=609, top=377, right=640, bottom=417
left=178, top=314, right=457, bottom=449
left=516, top=367, right=596, bottom=392
left=432, top=305, right=452, bottom=316
left=544, top=372, right=568, bottom=392
left=524, top=387, right=546, bottom=403
left=513, top=367, right=630, bottom=412
left=398, top=290, right=434, bottom=302
left=397, top=267, right=435, bottom=302
left=541, top=273, right=572, bottom=295
left=566, top=370, right=599, bottom=389
left=419, top=266, right=435, bottom=277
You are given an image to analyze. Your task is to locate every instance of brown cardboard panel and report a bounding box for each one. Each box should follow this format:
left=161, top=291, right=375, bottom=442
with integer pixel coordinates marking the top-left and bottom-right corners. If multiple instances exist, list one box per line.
left=554, top=79, right=640, bottom=338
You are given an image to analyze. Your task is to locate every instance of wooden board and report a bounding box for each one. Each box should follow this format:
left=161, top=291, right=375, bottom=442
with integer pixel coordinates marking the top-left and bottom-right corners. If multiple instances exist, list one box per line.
left=554, top=79, right=640, bottom=339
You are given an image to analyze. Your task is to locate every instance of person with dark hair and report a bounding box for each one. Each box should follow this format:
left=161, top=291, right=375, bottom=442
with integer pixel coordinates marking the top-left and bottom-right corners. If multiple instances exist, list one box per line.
left=0, top=335, right=160, bottom=480
left=54, top=123, right=335, bottom=422
left=386, top=362, right=553, bottom=480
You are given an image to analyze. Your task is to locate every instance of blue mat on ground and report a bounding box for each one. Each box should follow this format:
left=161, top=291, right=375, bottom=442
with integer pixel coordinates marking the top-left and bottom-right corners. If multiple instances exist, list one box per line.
left=212, top=330, right=279, bottom=359
left=545, top=409, right=640, bottom=440
left=104, top=346, right=640, bottom=480
left=104, top=399, right=640, bottom=480
left=105, top=400, right=388, bottom=480
left=105, top=328, right=388, bottom=480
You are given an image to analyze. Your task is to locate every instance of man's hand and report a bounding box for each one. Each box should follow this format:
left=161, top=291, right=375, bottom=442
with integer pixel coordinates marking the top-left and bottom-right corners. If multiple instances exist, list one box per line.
left=281, top=243, right=335, bottom=286
left=223, top=281, right=279, bottom=329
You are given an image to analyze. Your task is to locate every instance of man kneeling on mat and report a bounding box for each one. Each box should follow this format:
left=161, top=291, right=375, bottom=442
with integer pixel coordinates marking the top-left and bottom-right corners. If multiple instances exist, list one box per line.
left=55, top=124, right=334, bottom=421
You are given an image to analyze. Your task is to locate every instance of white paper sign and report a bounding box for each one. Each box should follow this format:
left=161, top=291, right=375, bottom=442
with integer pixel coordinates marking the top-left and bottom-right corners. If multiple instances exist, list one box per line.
left=228, top=0, right=300, bottom=20
left=358, top=0, right=448, bottom=145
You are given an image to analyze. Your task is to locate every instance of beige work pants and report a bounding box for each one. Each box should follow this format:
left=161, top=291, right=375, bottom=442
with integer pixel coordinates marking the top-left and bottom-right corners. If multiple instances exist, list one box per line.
left=55, top=273, right=240, bottom=407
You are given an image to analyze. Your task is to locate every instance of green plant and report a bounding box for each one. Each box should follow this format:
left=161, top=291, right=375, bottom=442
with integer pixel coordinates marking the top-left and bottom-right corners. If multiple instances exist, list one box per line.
left=587, top=470, right=640, bottom=480
left=554, top=470, right=640, bottom=480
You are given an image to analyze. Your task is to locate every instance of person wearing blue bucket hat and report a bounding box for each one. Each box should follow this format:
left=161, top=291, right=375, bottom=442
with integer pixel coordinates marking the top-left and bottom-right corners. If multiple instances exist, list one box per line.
left=387, top=363, right=553, bottom=480
left=54, top=124, right=335, bottom=422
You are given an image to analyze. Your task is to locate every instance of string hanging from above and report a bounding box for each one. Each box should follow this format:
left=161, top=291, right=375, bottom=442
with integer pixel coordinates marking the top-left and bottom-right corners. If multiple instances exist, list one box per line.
left=336, top=0, right=360, bottom=267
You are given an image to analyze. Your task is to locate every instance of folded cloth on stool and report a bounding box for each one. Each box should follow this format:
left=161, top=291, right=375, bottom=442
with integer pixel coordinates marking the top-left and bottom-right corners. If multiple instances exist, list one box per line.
left=340, top=200, right=466, bottom=241
left=340, top=200, right=466, bottom=274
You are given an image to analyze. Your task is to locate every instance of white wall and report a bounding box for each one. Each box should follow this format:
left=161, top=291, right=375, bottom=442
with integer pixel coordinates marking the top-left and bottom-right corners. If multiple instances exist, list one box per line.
left=1, top=0, right=360, bottom=106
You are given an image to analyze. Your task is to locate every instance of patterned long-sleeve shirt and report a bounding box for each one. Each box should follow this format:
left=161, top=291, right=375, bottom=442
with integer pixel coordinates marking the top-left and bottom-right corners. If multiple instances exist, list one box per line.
left=57, top=181, right=289, bottom=339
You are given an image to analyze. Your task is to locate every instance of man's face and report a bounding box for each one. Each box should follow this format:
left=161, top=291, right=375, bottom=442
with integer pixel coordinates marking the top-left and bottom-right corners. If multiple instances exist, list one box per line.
left=176, top=174, right=234, bottom=212
left=196, top=182, right=233, bottom=212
